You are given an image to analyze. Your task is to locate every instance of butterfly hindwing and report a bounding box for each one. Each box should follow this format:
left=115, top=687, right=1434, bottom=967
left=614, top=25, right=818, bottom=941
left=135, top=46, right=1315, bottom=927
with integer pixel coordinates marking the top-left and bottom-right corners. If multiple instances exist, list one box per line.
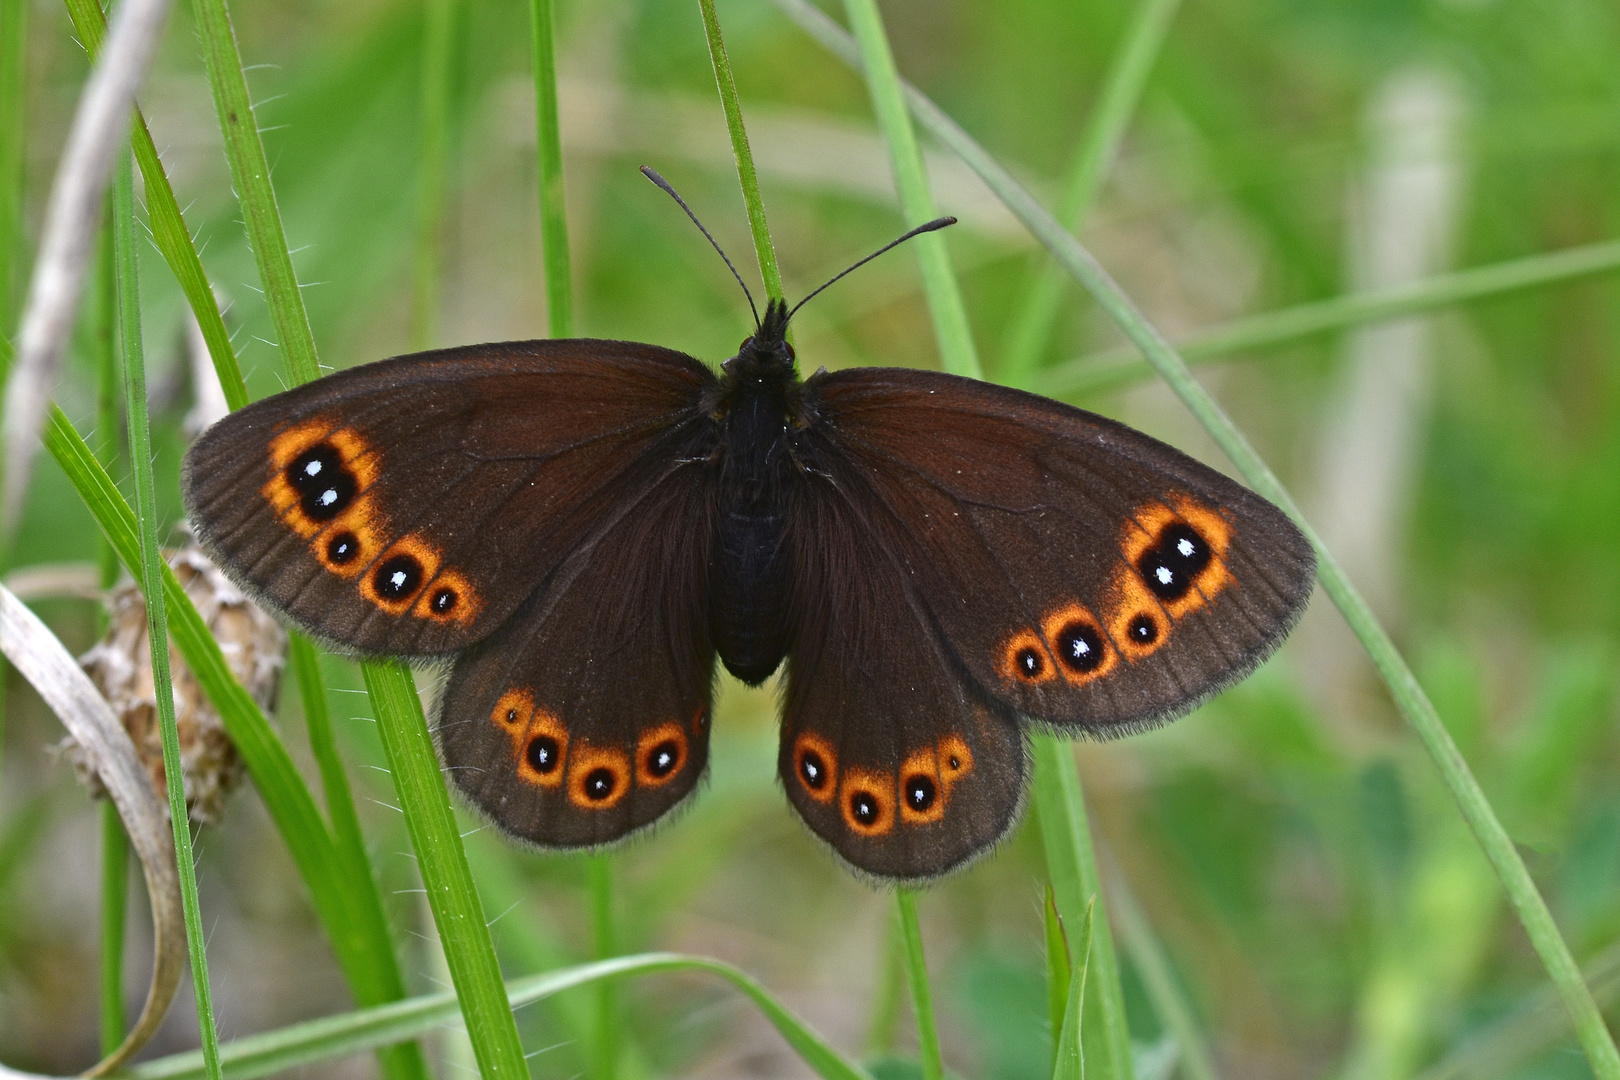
left=776, top=470, right=1027, bottom=880
left=436, top=454, right=719, bottom=848
left=803, top=367, right=1317, bottom=736
left=183, top=340, right=716, bottom=656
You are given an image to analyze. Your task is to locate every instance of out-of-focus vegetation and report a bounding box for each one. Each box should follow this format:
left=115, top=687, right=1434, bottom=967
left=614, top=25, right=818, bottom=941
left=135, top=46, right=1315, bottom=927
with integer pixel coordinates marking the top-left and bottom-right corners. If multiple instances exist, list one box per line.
left=1, top=0, right=1618, bottom=1077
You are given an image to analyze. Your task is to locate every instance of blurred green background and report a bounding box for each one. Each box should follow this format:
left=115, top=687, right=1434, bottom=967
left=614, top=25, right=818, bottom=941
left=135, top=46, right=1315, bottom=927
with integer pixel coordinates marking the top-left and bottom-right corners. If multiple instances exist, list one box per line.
left=1, top=0, right=1618, bottom=1076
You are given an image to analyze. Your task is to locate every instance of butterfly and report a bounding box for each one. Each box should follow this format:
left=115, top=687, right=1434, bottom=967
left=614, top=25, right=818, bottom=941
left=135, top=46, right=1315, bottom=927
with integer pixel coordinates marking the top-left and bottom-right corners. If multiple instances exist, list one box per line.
left=182, top=187, right=1316, bottom=882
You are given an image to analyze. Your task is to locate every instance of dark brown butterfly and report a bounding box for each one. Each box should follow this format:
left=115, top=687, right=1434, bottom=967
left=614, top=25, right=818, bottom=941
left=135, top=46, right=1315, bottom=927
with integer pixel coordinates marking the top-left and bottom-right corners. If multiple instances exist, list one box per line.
left=182, top=197, right=1315, bottom=882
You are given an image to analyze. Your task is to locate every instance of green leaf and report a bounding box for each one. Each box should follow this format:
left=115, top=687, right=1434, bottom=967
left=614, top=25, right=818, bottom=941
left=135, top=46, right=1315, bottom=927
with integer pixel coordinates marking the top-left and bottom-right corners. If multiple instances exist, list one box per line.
left=1053, top=897, right=1096, bottom=1080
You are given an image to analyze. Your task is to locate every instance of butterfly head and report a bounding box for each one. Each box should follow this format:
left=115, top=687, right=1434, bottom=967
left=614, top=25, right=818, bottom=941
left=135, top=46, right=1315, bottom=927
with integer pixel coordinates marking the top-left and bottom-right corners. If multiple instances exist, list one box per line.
left=724, top=297, right=797, bottom=382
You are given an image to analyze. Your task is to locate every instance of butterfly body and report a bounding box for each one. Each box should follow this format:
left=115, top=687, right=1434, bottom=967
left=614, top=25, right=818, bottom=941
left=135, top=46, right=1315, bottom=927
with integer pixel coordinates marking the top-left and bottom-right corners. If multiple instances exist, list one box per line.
left=183, top=297, right=1316, bottom=881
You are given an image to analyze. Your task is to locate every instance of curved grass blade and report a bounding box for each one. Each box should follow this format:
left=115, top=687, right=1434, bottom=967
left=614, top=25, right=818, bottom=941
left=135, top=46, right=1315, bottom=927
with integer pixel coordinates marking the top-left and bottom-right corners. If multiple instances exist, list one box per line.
left=42, top=405, right=425, bottom=1080
left=126, top=953, right=874, bottom=1080
left=768, top=3, right=1620, bottom=1073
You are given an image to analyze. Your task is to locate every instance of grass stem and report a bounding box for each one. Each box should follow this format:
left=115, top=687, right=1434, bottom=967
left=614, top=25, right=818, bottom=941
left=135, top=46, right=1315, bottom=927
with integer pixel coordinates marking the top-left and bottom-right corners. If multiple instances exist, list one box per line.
left=895, top=892, right=944, bottom=1080
left=697, top=0, right=784, bottom=302
left=411, top=0, right=455, bottom=350
left=99, top=799, right=130, bottom=1056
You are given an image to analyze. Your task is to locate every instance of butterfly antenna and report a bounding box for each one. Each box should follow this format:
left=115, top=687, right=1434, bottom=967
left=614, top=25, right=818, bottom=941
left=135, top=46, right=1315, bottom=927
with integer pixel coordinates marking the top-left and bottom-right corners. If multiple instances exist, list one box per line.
left=641, top=166, right=761, bottom=329
left=786, top=216, right=957, bottom=323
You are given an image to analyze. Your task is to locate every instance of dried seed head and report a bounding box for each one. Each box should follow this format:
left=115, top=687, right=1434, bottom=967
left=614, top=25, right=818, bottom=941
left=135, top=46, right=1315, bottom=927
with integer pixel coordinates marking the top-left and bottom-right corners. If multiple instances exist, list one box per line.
left=68, top=540, right=285, bottom=825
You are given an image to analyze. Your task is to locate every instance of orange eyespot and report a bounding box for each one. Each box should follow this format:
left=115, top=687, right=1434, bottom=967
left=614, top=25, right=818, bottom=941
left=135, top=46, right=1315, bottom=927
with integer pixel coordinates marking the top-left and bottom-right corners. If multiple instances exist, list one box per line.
left=1040, top=602, right=1117, bottom=685
left=792, top=732, right=838, bottom=803
left=996, top=628, right=1057, bottom=686
left=1118, top=496, right=1234, bottom=618
left=361, top=535, right=441, bottom=613
left=412, top=566, right=483, bottom=627
left=938, top=734, right=973, bottom=793
left=566, top=744, right=630, bottom=810
left=840, top=768, right=895, bottom=836
left=1103, top=571, right=1171, bottom=662
left=512, top=700, right=568, bottom=789
left=635, top=722, right=688, bottom=787
left=899, top=748, right=946, bottom=825
left=263, top=420, right=382, bottom=538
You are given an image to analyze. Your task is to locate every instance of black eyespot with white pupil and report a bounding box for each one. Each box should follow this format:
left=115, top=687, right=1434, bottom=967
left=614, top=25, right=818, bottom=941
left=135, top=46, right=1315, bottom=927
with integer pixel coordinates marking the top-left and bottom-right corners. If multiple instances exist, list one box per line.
left=584, top=768, right=616, bottom=801
left=850, top=791, right=879, bottom=826
left=287, top=444, right=357, bottom=522
left=373, top=554, right=423, bottom=600
left=647, top=740, right=681, bottom=778
left=431, top=587, right=457, bottom=614
left=1129, top=614, right=1159, bottom=644
left=325, top=530, right=359, bottom=565
left=905, top=775, right=936, bottom=812
left=799, top=749, right=827, bottom=790
left=1056, top=621, right=1105, bottom=673
left=526, top=735, right=559, bottom=774
left=1016, top=646, right=1044, bottom=678
left=1137, top=522, right=1212, bottom=602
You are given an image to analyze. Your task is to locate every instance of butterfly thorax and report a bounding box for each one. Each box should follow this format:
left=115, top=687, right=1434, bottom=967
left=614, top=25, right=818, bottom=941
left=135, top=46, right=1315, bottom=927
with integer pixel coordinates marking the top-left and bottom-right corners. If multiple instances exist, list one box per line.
left=705, top=299, right=810, bottom=685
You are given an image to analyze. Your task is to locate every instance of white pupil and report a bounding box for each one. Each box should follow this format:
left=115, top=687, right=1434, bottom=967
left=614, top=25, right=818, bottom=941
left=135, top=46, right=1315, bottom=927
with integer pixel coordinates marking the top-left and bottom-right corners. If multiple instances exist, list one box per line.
left=805, top=761, right=819, bottom=779
left=1156, top=565, right=1174, bottom=584
left=319, top=488, right=338, bottom=506
left=389, top=570, right=408, bottom=588
left=1072, top=638, right=1090, bottom=657
left=657, top=752, right=672, bottom=767
left=1177, top=537, right=1195, bottom=557
left=304, top=460, right=322, bottom=477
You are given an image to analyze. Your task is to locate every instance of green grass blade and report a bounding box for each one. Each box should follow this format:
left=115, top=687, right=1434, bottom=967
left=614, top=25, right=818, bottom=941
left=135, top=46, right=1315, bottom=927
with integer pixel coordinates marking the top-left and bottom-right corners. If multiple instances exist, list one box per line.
left=189, top=0, right=522, bottom=1068
left=189, top=0, right=319, bottom=386
left=1053, top=897, right=1095, bottom=1080
left=411, top=0, right=454, bottom=349
left=115, top=145, right=225, bottom=1080
left=531, top=0, right=573, bottom=337
left=896, top=891, right=944, bottom=1080
left=61, top=0, right=247, bottom=411
left=127, top=952, right=876, bottom=1080
left=1033, top=238, right=1620, bottom=398
left=999, top=0, right=1180, bottom=383
left=100, top=800, right=130, bottom=1056
left=698, top=0, right=784, bottom=302
left=839, top=0, right=978, bottom=379
left=1031, top=737, right=1136, bottom=1080
left=363, top=661, right=529, bottom=1079
left=772, top=10, right=1620, bottom=1074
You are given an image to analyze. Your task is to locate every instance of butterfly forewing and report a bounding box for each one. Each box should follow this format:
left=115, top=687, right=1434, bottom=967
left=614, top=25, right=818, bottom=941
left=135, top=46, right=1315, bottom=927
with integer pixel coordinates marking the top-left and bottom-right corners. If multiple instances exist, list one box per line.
left=802, top=368, right=1317, bottom=735
left=183, top=340, right=716, bottom=656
